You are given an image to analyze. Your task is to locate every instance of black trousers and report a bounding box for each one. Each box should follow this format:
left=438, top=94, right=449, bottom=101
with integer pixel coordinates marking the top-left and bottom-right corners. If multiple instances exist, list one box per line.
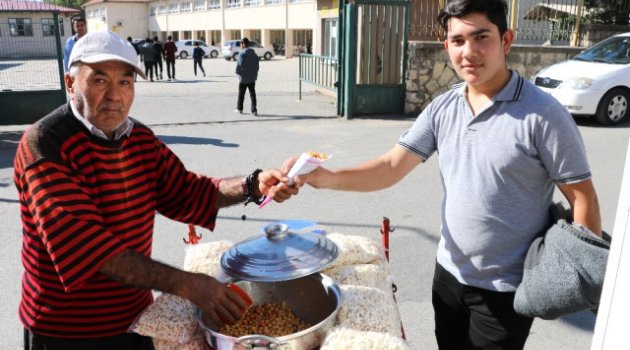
left=155, top=57, right=163, bottom=75
left=144, top=61, right=155, bottom=80
left=237, top=82, right=257, bottom=113
left=166, top=59, right=176, bottom=79
left=432, top=263, right=533, bottom=350
left=24, top=328, right=154, bottom=350
left=194, top=58, right=205, bottom=75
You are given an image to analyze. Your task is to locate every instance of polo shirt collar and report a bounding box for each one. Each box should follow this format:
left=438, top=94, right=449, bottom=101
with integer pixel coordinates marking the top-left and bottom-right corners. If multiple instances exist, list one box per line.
left=456, top=70, right=524, bottom=102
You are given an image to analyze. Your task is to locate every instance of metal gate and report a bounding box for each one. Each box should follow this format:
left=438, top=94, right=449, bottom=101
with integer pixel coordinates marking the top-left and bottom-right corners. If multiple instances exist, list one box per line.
left=0, top=12, right=66, bottom=125
left=337, top=0, right=409, bottom=118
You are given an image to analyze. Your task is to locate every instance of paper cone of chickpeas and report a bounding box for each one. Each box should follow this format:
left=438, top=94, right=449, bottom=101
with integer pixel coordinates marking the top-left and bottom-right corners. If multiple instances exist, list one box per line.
left=259, top=151, right=331, bottom=208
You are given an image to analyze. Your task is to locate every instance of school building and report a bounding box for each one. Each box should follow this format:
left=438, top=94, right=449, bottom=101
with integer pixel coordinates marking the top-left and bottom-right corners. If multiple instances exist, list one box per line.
left=83, top=0, right=340, bottom=58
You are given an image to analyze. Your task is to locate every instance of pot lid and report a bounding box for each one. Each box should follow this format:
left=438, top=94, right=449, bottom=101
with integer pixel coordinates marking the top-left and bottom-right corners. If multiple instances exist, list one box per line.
left=221, top=223, right=339, bottom=282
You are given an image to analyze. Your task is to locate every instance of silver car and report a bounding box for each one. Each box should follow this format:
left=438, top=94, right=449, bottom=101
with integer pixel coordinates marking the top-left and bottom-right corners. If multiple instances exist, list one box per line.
left=222, top=40, right=274, bottom=61
left=175, top=40, right=220, bottom=59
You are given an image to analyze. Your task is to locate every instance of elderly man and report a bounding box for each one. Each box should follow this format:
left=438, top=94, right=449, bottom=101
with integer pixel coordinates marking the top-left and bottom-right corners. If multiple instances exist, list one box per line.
left=15, top=31, right=297, bottom=350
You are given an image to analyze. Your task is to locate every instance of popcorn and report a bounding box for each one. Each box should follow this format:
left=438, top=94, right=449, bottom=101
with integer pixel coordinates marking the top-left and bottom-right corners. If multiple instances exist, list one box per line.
left=326, top=233, right=388, bottom=268
left=321, top=327, right=409, bottom=350
left=323, top=263, right=392, bottom=292
left=183, top=240, right=233, bottom=277
left=335, top=284, right=402, bottom=336
left=129, top=293, right=199, bottom=344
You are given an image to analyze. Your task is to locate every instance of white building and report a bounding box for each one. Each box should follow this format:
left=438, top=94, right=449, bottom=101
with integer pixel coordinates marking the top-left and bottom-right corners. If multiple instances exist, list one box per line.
left=0, top=0, right=81, bottom=58
left=83, top=0, right=340, bottom=57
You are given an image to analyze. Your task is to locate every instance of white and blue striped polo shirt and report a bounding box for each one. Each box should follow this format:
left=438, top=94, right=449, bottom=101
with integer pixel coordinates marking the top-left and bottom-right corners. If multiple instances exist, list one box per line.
left=398, top=71, right=591, bottom=292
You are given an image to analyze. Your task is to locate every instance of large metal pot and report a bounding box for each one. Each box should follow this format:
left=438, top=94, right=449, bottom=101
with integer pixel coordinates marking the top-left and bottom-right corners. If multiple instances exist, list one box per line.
left=196, top=273, right=341, bottom=350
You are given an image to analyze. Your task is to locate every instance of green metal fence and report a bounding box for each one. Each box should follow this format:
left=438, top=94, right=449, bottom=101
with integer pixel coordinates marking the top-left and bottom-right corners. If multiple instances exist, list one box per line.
left=298, top=53, right=338, bottom=100
left=0, top=13, right=66, bottom=125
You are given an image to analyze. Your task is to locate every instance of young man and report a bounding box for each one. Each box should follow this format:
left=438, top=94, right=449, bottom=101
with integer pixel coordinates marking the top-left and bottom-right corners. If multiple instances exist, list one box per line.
left=163, top=35, right=178, bottom=80
left=235, top=37, right=260, bottom=116
left=63, top=17, right=87, bottom=72
left=293, top=0, right=601, bottom=348
left=15, top=31, right=298, bottom=350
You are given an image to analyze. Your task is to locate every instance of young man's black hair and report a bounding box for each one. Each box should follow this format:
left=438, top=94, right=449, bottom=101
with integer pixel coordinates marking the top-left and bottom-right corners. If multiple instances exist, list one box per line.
left=437, top=0, right=509, bottom=36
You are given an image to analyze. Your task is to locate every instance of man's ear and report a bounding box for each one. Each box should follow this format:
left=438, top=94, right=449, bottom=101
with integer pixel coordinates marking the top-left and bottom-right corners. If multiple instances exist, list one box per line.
left=502, top=29, right=514, bottom=55
left=64, top=72, right=75, bottom=96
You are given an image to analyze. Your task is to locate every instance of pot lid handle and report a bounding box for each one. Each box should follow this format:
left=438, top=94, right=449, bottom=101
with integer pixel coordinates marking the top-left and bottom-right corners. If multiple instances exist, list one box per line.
left=235, top=334, right=288, bottom=349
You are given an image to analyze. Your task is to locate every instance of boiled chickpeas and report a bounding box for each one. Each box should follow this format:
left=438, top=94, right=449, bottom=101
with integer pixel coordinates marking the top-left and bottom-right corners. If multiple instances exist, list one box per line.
left=219, top=302, right=311, bottom=337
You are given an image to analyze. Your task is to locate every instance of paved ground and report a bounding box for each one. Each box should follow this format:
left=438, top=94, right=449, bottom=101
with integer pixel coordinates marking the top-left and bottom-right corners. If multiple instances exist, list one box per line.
left=1, top=56, right=629, bottom=349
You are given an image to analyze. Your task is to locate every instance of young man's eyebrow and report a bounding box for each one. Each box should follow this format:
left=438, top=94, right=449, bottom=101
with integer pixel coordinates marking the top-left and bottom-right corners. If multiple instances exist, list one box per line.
left=448, top=28, right=492, bottom=39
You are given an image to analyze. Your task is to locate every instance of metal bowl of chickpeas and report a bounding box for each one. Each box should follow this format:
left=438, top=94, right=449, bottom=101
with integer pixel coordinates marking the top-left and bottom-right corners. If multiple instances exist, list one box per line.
left=197, top=223, right=341, bottom=349
left=197, top=273, right=341, bottom=350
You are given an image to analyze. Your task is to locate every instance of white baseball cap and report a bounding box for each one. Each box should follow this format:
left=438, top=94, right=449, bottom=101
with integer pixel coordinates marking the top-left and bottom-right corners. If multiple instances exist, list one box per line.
left=69, top=30, right=147, bottom=79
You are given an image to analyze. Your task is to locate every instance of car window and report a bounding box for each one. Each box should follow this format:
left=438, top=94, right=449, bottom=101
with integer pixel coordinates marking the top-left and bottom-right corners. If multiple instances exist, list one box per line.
left=185, top=41, right=192, bottom=46
left=574, top=36, right=630, bottom=65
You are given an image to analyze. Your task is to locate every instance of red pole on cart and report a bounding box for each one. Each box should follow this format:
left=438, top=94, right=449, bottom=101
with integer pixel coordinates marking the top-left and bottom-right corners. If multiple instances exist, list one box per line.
left=381, top=217, right=406, bottom=340
left=381, top=217, right=391, bottom=261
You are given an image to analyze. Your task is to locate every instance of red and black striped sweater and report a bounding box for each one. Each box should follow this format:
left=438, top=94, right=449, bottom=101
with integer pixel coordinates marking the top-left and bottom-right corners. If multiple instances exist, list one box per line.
left=13, top=103, right=220, bottom=338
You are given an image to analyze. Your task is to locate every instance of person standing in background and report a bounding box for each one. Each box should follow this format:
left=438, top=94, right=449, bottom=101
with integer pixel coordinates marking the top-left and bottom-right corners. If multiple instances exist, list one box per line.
left=140, top=38, right=157, bottom=82
left=63, top=17, right=87, bottom=72
left=163, top=36, right=177, bottom=81
left=235, top=38, right=259, bottom=116
left=193, top=42, right=206, bottom=77
left=153, top=36, right=164, bottom=80
left=127, top=36, right=141, bottom=82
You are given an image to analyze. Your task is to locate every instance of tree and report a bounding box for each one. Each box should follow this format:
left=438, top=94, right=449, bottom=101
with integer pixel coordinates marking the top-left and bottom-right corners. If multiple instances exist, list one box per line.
left=585, top=0, right=629, bottom=24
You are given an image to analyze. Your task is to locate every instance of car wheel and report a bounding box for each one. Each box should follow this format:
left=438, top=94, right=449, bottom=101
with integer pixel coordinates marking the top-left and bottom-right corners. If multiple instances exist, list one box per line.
left=595, top=88, right=629, bottom=125
left=179, top=51, right=188, bottom=59
left=264, top=52, right=272, bottom=60
left=232, top=53, right=239, bottom=61
left=211, top=50, right=218, bottom=58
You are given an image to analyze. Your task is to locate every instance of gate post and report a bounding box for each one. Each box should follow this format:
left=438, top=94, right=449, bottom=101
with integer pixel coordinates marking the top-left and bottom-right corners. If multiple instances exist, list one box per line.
left=343, top=2, right=357, bottom=119
left=54, top=12, right=67, bottom=100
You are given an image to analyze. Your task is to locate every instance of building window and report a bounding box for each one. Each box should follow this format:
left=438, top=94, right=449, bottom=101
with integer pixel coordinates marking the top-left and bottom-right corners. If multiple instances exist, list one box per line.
left=207, top=0, right=220, bottom=9
left=181, top=1, right=192, bottom=12
left=42, top=18, right=55, bottom=36
left=169, top=3, right=179, bottom=14
left=293, top=29, right=312, bottom=46
left=265, top=0, right=285, bottom=4
left=150, top=6, right=157, bottom=16
left=87, top=10, right=94, bottom=18
left=244, top=0, right=261, bottom=6
left=158, top=5, right=167, bottom=15
left=193, top=0, right=205, bottom=11
left=226, top=0, right=240, bottom=8
left=9, top=18, right=33, bottom=36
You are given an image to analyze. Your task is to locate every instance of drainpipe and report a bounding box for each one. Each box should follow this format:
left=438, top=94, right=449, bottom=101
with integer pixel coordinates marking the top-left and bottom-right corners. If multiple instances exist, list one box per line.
left=221, top=0, right=226, bottom=43
left=285, top=0, right=290, bottom=58
left=571, top=0, right=584, bottom=47
left=510, top=0, right=517, bottom=38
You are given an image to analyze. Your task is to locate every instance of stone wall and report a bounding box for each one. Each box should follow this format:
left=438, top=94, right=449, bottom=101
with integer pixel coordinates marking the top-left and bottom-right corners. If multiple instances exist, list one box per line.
left=404, top=41, right=584, bottom=114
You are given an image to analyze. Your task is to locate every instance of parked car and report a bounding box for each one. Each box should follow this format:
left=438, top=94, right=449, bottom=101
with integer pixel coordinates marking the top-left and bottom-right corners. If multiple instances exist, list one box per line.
left=222, top=40, right=274, bottom=61
left=533, top=32, right=630, bottom=125
left=175, top=40, right=220, bottom=59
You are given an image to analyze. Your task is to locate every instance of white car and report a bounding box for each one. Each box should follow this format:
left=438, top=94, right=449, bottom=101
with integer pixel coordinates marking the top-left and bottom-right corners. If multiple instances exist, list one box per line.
left=175, top=40, right=220, bottom=59
left=222, top=40, right=274, bottom=61
left=533, top=32, right=630, bottom=125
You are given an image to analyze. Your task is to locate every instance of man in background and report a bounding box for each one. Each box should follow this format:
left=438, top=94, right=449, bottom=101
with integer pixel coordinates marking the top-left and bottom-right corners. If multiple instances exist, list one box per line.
left=63, top=17, right=87, bottom=72
left=163, top=35, right=177, bottom=81
left=235, top=37, right=259, bottom=116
